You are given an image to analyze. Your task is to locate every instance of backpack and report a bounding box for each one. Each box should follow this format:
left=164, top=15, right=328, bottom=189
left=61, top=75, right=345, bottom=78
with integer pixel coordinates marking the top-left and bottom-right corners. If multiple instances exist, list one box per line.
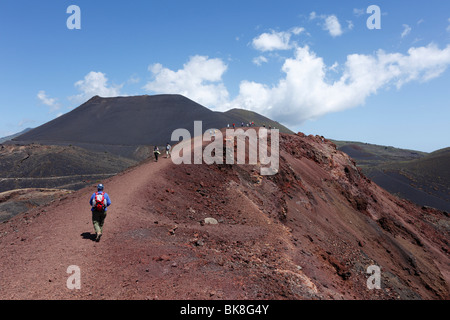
left=93, top=192, right=106, bottom=212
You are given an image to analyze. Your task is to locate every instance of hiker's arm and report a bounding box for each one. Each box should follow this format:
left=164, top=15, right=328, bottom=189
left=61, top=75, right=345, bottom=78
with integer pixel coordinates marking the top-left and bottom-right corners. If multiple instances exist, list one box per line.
left=106, top=194, right=111, bottom=207
left=89, top=194, right=94, bottom=206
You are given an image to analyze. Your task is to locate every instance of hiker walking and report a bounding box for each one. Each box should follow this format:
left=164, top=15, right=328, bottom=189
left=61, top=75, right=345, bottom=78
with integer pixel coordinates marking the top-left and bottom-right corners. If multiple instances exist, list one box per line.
left=165, top=142, right=171, bottom=158
left=154, top=146, right=160, bottom=161
left=89, top=184, right=111, bottom=242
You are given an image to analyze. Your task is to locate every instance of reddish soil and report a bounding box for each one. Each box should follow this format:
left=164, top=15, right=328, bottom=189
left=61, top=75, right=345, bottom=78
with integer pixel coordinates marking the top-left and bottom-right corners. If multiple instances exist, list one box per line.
left=0, top=131, right=448, bottom=300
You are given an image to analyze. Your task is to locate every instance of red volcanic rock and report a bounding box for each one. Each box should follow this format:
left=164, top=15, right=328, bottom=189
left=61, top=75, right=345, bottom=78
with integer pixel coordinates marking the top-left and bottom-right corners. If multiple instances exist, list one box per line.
left=0, top=131, right=448, bottom=300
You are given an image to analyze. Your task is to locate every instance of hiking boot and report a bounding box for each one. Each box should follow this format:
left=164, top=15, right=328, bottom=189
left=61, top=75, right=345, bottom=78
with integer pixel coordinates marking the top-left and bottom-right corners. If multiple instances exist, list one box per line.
left=96, top=233, right=102, bottom=242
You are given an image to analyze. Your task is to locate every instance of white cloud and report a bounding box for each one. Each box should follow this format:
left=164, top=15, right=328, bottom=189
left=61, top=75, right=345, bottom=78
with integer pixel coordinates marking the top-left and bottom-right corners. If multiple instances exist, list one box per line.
left=18, top=118, right=36, bottom=127
left=310, top=12, right=344, bottom=37
left=70, top=71, right=122, bottom=104
left=252, top=30, right=292, bottom=51
left=324, top=15, right=343, bottom=37
left=401, top=24, right=412, bottom=38
left=253, top=55, right=268, bottom=66
left=126, top=42, right=450, bottom=129
left=347, top=20, right=354, bottom=31
left=291, top=27, right=305, bottom=35
left=447, top=18, right=450, bottom=32
left=37, top=90, right=61, bottom=112
left=127, top=74, right=140, bottom=84
left=353, top=8, right=365, bottom=17
left=251, top=26, right=306, bottom=53
left=144, top=55, right=229, bottom=108
left=229, top=44, right=450, bottom=126
left=329, top=62, right=339, bottom=72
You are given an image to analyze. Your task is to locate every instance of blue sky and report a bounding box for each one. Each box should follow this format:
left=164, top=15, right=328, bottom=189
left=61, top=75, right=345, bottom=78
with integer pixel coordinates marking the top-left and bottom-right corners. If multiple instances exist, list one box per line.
left=1, top=0, right=449, bottom=152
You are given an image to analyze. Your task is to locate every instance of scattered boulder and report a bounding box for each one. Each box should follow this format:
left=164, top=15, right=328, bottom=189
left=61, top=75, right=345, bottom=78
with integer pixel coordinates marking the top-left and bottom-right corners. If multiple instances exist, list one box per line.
left=204, top=217, right=218, bottom=225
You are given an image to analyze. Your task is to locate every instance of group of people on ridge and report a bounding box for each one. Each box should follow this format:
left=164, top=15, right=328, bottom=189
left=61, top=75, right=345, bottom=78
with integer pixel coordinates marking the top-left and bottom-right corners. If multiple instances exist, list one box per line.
left=227, top=121, right=255, bottom=128
left=153, top=142, right=171, bottom=161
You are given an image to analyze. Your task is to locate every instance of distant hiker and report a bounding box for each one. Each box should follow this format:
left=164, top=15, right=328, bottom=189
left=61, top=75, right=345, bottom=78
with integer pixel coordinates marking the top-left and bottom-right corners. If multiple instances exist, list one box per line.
left=154, top=146, right=160, bottom=161
left=232, top=123, right=235, bottom=129
left=89, top=184, right=111, bottom=242
left=227, top=124, right=230, bottom=128
left=165, top=143, right=171, bottom=158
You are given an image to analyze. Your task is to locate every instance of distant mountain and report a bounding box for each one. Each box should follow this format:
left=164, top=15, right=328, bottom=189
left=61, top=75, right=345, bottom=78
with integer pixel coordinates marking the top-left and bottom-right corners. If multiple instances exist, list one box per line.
left=334, top=141, right=449, bottom=212
left=0, top=128, right=33, bottom=144
left=3, top=94, right=295, bottom=195
left=12, top=95, right=293, bottom=159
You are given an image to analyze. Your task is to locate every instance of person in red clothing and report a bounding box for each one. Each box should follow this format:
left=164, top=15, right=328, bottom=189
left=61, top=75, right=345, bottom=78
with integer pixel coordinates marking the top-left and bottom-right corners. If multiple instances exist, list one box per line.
left=89, top=184, right=111, bottom=242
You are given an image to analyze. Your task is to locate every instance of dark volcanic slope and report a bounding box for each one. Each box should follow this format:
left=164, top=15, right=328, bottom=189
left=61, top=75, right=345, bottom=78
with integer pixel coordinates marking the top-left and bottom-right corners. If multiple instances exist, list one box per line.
left=368, top=148, right=450, bottom=212
left=14, top=94, right=291, bottom=148
left=334, top=141, right=449, bottom=212
left=15, top=95, right=222, bottom=146
left=0, top=188, right=73, bottom=223
left=333, top=141, right=427, bottom=167
left=0, top=144, right=136, bottom=193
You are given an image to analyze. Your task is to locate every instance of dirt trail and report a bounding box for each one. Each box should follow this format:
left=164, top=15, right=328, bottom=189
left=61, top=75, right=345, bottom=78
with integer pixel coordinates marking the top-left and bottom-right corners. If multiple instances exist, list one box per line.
left=0, top=135, right=312, bottom=300
left=0, top=157, right=170, bottom=299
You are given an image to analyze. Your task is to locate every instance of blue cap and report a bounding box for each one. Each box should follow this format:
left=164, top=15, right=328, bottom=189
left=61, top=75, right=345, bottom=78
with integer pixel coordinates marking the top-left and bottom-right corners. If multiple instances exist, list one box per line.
left=97, top=184, right=104, bottom=191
